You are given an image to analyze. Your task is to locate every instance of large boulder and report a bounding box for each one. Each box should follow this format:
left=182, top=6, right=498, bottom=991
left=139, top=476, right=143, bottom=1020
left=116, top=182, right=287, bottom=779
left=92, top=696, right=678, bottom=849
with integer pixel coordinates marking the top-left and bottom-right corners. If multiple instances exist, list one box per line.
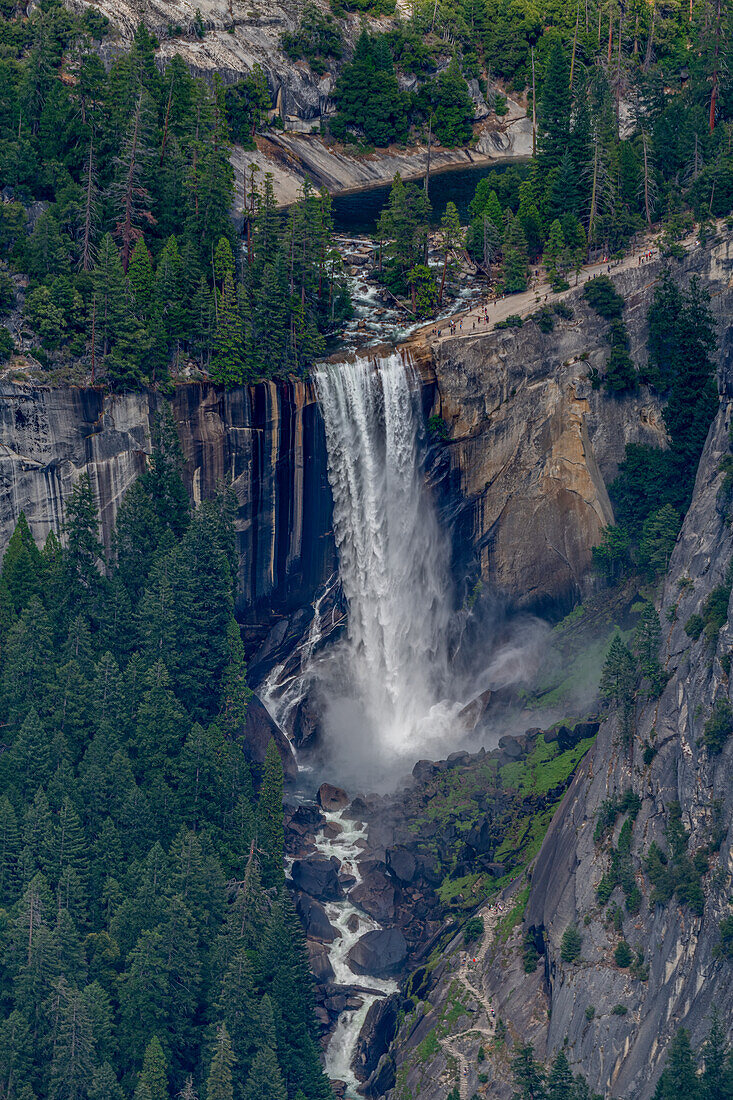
left=317, top=783, right=349, bottom=811
left=350, top=870, right=396, bottom=922
left=354, top=993, right=401, bottom=1080
left=386, top=847, right=418, bottom=883
left=295, top=893, right=337, bottom=942
left=466, top=817, right=493, bottom=855
left=306, top=940, right=335, bottom=983
left=347, top=929, right=408, bottom=977
left=291, top=856, right=343, bottom=901
left=239, top=695, right=297, bottom=785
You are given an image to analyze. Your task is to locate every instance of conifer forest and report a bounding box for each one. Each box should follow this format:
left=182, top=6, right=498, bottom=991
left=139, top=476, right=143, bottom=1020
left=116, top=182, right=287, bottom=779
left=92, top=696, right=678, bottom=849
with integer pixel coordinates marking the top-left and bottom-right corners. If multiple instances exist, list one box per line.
left=1, top=0, right=733, bottom=1097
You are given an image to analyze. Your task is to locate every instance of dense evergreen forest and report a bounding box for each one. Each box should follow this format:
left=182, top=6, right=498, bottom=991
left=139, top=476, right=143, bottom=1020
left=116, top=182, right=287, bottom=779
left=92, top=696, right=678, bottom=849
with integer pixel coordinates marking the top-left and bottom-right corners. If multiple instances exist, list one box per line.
left=0, top=411, right=333, bottom=1100
left=0, top=0, right=350, bottom=387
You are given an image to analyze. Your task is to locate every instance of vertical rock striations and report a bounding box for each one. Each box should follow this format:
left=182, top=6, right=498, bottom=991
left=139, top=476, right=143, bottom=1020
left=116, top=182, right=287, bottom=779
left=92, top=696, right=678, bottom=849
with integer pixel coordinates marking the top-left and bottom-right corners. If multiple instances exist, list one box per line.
left=0, top=379, right=335, bottom=635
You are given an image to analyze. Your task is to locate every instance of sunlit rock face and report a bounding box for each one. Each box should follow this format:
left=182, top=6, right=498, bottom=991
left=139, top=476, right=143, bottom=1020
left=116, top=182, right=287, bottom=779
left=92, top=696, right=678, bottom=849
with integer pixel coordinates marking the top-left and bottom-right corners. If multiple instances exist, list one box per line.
left=429, top=242, right=733, bottom=615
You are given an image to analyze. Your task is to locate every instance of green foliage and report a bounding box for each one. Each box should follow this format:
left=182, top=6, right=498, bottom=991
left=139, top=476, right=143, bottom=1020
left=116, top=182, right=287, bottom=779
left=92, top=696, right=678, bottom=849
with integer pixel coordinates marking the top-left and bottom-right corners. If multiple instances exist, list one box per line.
left=0, top=14, right=347, bottom=387
left=223, top=66, right=271, bottom=146
left=645, top=801, right=707, bottom=916
left=702, top=698, right=733, bottom=753
left=332, top=30, right=408, bottom=146
left=593, top=788, right=641, bottom=845
left=614, top=940, right=633, bottom=967
left=501, top=213, right=529, bottom=293
left=428, top=414, right=449, bottom=443
left=685, top=562, right=733, bottom=647
left=463, top=916, right=484, bottom=945
left=522, top=929, right=539, bottom=973
left=610, top=277, right=718, bottom=545
left=560, top=924, right=582, bottom=963
left=611, top=1004, right=628, bottom=1016
left=280, top=4, right=342, bottom=74
left=494, top=314, right=523, bottom=330
left=0, top=436, right=333, bottom=1100
left=0, top=325, right=14, bottom=361
left=716, top=914, right=733, bottom=959
left=599, top=633, right=636, bottom=746
left=377, top=174, right=431, bottom=293
left=421, top=55, right=474, bottom=148
left=583, top=276, right=624, bottom=319
left=592, top=525, right=631, bottom=584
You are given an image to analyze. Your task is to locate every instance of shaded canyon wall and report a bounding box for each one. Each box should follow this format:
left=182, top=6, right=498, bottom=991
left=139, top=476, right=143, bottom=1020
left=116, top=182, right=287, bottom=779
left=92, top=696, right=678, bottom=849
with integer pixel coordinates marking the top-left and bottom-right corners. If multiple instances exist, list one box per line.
left=0, top=380, right=334, bottom=636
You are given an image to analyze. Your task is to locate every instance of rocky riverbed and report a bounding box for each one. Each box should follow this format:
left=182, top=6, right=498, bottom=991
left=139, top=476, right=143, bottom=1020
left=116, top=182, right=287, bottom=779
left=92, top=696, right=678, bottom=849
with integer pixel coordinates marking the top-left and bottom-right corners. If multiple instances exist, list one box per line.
left=284, top=716, right=600, bottom=1095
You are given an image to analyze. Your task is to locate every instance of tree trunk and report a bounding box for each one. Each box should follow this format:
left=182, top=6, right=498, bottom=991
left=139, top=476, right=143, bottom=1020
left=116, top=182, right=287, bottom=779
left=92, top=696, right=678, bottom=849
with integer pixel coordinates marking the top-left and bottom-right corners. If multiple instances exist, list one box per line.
left=160, top=75, right=173, bottom=166
left=90, top=294, right=96, bottom=385
left=531, top=47, right=537, bottom=156
left=570, top=0, right=581, bottom=86
left=642, top=131, right=652, bottom=227
left=120, top=95, right=142, bottom=273
left=424, top=113, right=432, bottom=199
left=643, top=1, right=655, bottom=70
left=81, top=137, right=95, bottom=272
left=439, top=252, right=448, bottom=305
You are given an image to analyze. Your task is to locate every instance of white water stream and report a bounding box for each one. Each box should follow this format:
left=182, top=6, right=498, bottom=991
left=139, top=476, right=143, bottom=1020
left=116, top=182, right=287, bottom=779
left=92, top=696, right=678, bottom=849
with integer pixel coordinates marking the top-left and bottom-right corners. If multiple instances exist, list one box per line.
left=315, top=811, right=398, bottom=1094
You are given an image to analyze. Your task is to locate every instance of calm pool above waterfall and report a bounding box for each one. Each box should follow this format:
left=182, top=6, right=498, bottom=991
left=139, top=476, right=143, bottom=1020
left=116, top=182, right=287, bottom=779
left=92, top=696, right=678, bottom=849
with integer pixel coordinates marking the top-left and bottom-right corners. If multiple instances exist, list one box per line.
left=330, top=159, right=529, bottom=234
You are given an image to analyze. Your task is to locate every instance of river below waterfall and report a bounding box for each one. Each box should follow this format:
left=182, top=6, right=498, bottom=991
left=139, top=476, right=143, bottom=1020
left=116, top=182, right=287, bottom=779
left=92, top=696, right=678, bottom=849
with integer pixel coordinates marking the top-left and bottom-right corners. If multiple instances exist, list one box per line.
left=314, top=810, right=398, bottom=1096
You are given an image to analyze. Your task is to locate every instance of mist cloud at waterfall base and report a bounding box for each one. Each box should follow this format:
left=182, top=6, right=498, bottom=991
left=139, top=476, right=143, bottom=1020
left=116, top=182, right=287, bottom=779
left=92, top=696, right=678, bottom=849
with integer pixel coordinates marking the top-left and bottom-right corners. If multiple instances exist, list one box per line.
left=299, top=595, right=555, bottom=792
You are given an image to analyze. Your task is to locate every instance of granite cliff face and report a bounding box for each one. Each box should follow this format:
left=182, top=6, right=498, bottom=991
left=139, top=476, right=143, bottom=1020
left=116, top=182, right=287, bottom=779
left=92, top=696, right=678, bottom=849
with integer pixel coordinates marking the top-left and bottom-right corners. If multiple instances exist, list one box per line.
left=428, top=242, right=733, bottom=613
left=0, top=380, right=334, bottom=635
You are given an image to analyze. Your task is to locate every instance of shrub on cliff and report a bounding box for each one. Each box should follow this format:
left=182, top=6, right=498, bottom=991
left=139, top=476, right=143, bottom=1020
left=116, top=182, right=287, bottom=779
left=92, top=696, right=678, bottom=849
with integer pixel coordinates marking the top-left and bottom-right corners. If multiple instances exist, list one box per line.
left=560, top=924, right=582, bottom=962
left=702, top=698, right=733, bottom=753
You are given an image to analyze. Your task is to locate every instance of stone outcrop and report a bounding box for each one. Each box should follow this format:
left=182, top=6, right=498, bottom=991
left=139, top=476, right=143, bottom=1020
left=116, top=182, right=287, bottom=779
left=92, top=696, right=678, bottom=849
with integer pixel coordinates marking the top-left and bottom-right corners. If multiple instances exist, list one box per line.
left=0, top=380, right=335, bottom=638
left=521, top=305, right=733, bottom=1097
left=428, top=241, right=733, bottom=612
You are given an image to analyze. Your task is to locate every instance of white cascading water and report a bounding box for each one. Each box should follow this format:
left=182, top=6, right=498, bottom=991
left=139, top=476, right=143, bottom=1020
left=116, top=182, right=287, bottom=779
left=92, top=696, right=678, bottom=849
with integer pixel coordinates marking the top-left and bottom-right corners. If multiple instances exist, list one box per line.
left=312, top=350, right=458, bottom=772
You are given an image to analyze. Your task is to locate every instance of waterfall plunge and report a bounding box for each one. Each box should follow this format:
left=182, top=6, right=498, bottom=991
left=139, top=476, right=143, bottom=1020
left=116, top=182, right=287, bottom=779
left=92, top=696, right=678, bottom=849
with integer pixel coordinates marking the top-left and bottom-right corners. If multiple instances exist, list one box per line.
left=312, top=351, right=461, bottom=777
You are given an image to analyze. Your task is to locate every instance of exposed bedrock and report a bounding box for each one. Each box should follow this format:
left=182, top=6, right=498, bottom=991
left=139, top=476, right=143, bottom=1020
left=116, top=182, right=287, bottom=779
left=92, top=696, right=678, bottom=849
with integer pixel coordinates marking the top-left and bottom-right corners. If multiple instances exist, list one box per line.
left=428, top=239, right=733, bottom=613
left=0, top=379, right=335, bottom=640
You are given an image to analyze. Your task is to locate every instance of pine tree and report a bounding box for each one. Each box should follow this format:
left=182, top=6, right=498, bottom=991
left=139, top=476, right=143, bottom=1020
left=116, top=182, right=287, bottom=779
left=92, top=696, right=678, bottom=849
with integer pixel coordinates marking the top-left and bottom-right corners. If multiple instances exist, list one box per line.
left=502, top=213, right=530, bottom=294
left=210, top=270, right=243, bottom=385
left=0, top=796, right=20, bottom=905
left=537, top=41, right=572, bottom=175
left=206, top=1024, right=235, bottom=1100
left=701, top=1010, right=730, bottom=1100
left=511, top=1043, right=547, bottom=1100
left=136, top=1036, right=169, bottom=1100
left=48, top=979, right=96, bottom=1100
left=64, top=473, right=103, bottom=610
left=600, top=633, right=636, bottom=744
left=653, top=1029, right=700, bottom=1099
left=634, top=603, right=664, bottom=694
left=242, top=1047, right=285, bottom=1100
left=544, top=219, right=567, bottom=288
left=256, top=740, right=285, bottom=889
left=2, top=513, right=42, bottom=614
left=547, top=1051, right=574, bottom=1100
left=438, top=202, right=464, bottom=304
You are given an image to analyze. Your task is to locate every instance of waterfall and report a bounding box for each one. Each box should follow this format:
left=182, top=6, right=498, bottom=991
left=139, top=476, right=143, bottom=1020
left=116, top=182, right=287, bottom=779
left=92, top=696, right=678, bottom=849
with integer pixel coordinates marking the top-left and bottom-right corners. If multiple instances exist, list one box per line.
left=312, top=351, right=457, bottom=774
